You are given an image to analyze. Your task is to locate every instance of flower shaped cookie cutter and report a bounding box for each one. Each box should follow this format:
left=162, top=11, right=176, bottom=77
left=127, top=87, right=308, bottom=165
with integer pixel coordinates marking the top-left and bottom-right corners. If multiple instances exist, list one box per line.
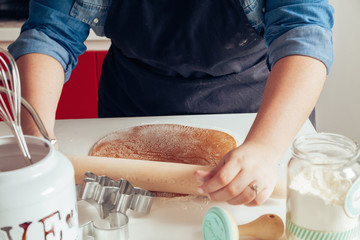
left=76, top=172, right=154, bottom=240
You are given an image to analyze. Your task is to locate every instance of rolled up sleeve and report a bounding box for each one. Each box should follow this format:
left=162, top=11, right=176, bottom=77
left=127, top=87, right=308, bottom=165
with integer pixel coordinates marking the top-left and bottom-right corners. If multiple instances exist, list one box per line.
left=264, top=1, right=334, bottom=73
left=8, top=0, right=90, bottom=82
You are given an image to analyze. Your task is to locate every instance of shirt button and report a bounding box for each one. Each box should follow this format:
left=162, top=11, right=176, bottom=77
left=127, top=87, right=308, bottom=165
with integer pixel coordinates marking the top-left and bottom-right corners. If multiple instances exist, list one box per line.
left=262, top=7, right=266, bottom=13
left=93, top=18, right=99, bottom=24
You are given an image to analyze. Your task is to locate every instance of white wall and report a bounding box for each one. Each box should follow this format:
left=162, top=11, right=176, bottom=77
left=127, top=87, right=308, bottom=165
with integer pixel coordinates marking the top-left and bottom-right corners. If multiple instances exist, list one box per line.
left=316, top=0, right=360, bottom=143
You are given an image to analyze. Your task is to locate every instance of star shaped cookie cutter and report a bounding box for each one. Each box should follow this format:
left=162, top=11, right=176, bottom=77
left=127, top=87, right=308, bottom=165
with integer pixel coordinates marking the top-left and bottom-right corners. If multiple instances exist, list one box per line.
left=76, top=172, right=154, bottom=240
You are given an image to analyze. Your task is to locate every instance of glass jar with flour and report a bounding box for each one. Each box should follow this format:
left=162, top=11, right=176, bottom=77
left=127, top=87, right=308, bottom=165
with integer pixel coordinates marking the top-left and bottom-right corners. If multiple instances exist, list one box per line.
left=287, top=133, right=360, bottom=240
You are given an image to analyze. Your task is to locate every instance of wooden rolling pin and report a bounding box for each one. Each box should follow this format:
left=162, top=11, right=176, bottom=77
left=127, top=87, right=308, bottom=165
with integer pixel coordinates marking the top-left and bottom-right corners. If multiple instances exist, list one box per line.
left=68, top=155, right=286, bottom=198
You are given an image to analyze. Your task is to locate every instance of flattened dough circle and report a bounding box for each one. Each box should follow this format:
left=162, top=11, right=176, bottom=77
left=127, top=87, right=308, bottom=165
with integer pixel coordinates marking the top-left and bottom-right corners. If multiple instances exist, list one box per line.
left=89, top=124, right=237, bottom=197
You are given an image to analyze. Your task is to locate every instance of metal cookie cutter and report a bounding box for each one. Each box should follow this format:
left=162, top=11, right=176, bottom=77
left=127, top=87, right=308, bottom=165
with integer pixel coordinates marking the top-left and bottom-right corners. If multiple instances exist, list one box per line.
left=77, top=172, right=154, bottom=240
left=78, top=204, right=129, bottom=240
left=130, top=187, right=154, bottom=214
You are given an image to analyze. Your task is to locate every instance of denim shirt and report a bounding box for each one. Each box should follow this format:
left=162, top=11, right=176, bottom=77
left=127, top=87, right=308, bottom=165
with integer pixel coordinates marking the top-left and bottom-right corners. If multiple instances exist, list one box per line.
left=8, top=0, right=334, bottom=82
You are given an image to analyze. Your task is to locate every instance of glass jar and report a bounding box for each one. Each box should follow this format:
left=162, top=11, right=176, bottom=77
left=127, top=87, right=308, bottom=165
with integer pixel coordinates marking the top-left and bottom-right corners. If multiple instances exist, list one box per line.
left=286, top=133, right=360, bottom=240
left=0, top=136, right=79, bottom=240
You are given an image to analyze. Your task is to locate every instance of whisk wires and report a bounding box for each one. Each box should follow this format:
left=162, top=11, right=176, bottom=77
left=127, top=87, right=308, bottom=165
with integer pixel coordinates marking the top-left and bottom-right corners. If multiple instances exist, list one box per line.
left=0, top=48, right=32, bottom=165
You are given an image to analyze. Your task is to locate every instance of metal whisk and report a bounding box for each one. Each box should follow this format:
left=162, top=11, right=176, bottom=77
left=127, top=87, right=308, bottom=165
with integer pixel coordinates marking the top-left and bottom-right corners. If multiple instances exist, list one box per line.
left=0, top=47, right=32, bottom=165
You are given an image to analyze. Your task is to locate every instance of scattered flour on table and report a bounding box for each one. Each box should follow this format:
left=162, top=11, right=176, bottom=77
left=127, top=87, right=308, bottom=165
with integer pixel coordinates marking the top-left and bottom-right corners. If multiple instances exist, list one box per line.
left=155, top=195, right=211, bottom=211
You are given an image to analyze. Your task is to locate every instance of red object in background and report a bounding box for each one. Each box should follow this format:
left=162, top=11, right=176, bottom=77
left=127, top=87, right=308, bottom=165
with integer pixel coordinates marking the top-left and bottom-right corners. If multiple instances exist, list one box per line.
left=56, top=51, right=98, bottom=119
left=56, top=51, right=107, bottom=119
left=1, top=51, right=108, bottom=121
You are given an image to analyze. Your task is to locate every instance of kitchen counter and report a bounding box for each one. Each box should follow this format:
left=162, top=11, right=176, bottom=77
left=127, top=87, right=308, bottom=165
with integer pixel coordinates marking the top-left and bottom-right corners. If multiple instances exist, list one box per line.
left=0, top=113, right=316, bottom=239
left=0, top=20, right=111, bottom=50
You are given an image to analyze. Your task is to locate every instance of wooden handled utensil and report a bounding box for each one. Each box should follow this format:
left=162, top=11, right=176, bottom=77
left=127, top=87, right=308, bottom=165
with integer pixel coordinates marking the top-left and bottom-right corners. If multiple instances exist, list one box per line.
left=203, top=207, right=284, bottom=240
left=68, top=155, right=286, bottom=198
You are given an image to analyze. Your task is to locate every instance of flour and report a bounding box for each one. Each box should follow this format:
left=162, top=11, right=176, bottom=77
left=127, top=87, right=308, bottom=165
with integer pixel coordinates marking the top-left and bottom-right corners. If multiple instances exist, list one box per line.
left=288, top=166, right=358, bottom=232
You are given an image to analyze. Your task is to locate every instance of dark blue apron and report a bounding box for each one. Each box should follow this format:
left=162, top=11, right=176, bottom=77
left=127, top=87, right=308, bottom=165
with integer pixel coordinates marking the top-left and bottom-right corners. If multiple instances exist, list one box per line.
left=98, top=0, right=269, bottom=117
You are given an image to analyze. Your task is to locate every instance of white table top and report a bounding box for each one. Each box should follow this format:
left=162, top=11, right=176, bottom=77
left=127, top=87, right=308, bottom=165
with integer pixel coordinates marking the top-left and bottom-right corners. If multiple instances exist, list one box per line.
left=0, top=113, right=316, bottom=239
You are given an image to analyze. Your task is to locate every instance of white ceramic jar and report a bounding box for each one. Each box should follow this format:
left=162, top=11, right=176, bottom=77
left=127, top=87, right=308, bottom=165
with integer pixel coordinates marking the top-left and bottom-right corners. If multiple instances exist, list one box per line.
left=0, top=136, right=79, bottom=240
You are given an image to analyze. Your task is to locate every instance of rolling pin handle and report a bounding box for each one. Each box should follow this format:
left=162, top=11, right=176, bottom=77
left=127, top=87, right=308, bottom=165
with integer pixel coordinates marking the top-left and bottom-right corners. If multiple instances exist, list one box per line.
left=202, top=207, right=284, bottom=240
